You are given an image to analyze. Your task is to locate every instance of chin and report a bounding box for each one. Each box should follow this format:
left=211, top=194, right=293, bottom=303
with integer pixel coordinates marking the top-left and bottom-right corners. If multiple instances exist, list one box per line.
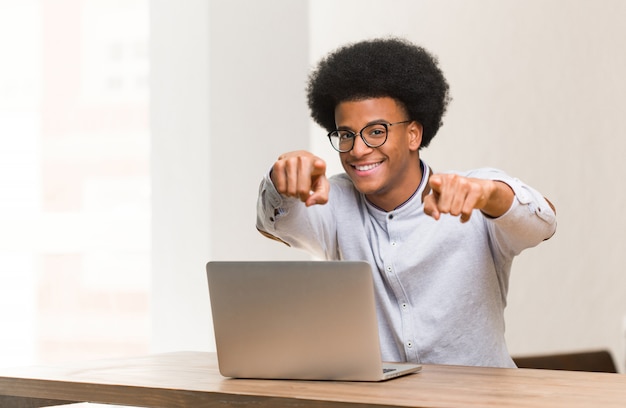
left=351, top=182, right=380, bottom=196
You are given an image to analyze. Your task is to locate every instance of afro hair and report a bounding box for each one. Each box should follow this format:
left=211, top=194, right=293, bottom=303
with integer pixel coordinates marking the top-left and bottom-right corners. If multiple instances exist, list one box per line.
left=306, top=37, right=451, bottom=148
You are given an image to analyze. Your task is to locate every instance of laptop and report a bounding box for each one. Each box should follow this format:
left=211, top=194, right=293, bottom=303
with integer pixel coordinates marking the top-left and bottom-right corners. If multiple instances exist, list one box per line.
left=206, top=260, right=422, bottom=381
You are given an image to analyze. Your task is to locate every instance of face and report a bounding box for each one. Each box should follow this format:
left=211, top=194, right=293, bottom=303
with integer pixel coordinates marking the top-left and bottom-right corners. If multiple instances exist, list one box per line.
left=335, top=97, right=423, bottom=211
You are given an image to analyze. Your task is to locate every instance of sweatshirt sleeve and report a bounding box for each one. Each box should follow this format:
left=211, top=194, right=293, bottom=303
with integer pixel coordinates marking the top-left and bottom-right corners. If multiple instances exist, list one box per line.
left=256, top=170, right=293, bottom=246
left=468, top=168, right=557, bottom=257
left=256, top=170, right=338, bottom=258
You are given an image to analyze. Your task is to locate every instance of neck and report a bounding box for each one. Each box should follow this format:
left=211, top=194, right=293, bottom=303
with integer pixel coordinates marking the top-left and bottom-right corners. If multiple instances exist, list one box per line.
left=366, top=160, right=426, bottom=212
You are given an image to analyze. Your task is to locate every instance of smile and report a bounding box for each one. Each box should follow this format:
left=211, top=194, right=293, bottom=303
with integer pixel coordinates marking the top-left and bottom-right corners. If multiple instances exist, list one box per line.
left=353, top=162, right=382, bottom=171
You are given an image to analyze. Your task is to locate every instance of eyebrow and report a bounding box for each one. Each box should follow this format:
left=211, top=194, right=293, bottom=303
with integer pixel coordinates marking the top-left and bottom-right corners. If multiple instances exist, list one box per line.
left=336, top=119, right=391, bottom=131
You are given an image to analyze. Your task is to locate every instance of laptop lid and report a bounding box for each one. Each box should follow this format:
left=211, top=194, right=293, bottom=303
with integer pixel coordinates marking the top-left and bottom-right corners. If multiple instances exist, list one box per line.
left=206, top=261, right=421, bottom=381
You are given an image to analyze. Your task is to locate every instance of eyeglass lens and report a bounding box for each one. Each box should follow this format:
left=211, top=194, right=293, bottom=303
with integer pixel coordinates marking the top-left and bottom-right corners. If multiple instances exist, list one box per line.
left=329, top=123, right=388, bottom=152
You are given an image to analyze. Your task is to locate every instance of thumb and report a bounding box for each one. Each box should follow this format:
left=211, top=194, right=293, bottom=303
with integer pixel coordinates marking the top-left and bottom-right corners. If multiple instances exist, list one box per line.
left=311, top=158, right=326, bottom=176
left=305, top=174, right=329, bottom=206
left=306, top=160, right=329, bottom=206
left=428, top=174, right=442, bottom=192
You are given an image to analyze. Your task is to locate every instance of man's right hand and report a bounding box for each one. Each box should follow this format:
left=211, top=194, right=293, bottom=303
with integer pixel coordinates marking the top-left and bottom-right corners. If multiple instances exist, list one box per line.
left=270, top=150, right=330, bottom=206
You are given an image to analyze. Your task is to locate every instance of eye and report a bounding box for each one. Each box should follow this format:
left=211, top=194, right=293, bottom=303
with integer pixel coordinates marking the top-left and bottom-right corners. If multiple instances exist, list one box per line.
left=337, top=131, right=355, bottom=141
left=364, top=124, right=387, bottom=138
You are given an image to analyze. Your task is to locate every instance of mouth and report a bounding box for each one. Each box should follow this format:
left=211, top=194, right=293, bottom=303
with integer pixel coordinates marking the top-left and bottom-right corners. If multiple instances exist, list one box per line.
left=351, top=161, right=383, bottom=172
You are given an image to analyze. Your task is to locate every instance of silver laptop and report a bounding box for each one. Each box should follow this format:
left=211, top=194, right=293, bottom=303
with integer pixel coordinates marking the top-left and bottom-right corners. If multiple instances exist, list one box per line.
left=206, top=261, right=421, bottom=381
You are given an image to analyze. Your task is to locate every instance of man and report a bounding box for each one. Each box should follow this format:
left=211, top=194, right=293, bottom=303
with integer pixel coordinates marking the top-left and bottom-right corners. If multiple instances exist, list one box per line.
left=256, top=38, right=556, bottom=368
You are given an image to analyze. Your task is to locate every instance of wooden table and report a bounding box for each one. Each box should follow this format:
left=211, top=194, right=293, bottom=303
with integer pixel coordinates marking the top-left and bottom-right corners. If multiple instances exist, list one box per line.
left=0, top=351, right=624, bottom=408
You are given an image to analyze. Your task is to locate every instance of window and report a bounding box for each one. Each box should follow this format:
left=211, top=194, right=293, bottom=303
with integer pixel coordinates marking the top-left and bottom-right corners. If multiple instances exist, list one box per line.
left=0, top=0, right=150, bottom=365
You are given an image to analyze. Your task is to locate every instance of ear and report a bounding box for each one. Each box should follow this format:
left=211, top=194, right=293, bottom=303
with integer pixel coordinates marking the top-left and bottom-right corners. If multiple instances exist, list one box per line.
left=407, top=121, right=423, bottom=151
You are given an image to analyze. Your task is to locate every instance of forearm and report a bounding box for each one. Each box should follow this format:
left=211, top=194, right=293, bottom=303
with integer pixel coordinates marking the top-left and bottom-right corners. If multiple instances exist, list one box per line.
left=478, top=170, right=557, bottom=255
left=479, top=180, right=515, bottom=219
left=256, top=172, right=335, bottom=257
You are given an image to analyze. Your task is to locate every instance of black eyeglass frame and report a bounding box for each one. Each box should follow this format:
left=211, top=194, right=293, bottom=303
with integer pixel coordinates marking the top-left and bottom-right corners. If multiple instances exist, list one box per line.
left=327, top=120, right=412, bottom=153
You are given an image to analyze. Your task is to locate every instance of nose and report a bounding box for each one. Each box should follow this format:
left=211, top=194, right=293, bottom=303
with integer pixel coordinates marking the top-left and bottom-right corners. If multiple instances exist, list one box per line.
left=350, top=133, right=373, bottom=157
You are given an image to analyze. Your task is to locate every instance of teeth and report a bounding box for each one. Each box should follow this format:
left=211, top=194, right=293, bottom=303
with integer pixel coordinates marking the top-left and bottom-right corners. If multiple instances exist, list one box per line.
left=355, top=163, right=380, bottom=171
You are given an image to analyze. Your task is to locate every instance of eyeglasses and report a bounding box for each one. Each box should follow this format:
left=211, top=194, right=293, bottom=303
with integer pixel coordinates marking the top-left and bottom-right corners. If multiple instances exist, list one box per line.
left=327, top=120, right=411, bottom=153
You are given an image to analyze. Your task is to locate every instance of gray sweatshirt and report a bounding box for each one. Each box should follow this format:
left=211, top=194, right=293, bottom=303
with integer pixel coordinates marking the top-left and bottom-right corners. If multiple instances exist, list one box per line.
left=256, top=161, right=556, bottom=367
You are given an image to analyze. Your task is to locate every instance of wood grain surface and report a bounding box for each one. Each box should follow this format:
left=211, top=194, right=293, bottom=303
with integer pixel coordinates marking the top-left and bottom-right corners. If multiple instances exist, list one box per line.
left=0, top=351, right=624, bottom=407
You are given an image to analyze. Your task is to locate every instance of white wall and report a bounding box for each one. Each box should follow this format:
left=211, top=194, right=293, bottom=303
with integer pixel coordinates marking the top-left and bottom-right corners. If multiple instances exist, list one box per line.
left=207, top=0, right=311, bottom=261
left=152, top=0, right=626, bottom=372
left=150, top=0, right=212, bottom=353
left=150, top=0, right=310, bottom=353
